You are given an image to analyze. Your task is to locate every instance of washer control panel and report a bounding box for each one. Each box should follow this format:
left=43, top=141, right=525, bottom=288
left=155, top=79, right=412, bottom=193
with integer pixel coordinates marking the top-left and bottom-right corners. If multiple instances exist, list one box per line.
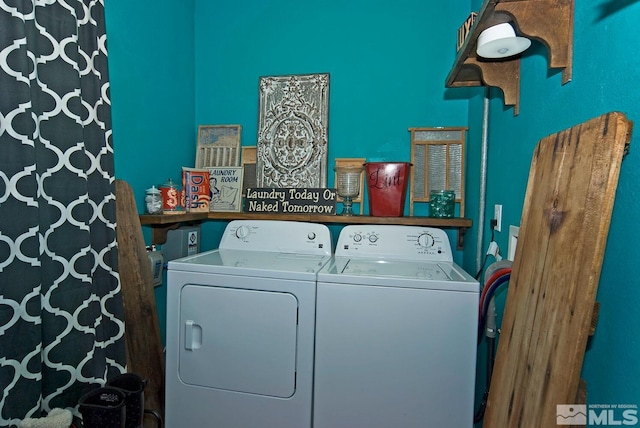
left=219, top=220, right=332, bottom=255
left=336, top=225, right=453, bottom=262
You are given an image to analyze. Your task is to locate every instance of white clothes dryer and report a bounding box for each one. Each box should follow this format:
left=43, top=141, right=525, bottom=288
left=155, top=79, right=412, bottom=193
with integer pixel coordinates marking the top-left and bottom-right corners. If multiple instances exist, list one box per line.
left=313, top=225, right=479, bottom=428
left=165, top=220, right=332, bottom=428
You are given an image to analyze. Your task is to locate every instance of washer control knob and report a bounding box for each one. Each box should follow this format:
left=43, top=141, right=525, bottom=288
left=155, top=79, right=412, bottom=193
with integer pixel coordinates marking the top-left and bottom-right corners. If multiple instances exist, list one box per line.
left=308, top=232, right=316, bottom=240
left=353, top=233, right=363, bottom=242
left=417, top=233, right=435, bottom=248
left=368, top=234, right=379, bottom=243
left=235, top=225, right=250, bottom=239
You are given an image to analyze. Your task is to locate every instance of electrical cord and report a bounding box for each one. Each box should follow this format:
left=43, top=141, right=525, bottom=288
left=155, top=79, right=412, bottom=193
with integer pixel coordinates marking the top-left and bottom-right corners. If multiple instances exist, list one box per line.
left=475, top=254, right=490, bottom=280
left=473, top=335, right=496, bottom=424
left=475, top=223, right=496, bottom=280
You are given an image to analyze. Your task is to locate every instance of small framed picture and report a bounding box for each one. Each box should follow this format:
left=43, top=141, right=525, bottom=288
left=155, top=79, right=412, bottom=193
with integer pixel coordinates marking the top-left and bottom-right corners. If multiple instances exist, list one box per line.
left=241, top=146, right=257, bottom=197
left=206, top=167, right=244, bottom=212
left=196, top=125, right=241, bottom=168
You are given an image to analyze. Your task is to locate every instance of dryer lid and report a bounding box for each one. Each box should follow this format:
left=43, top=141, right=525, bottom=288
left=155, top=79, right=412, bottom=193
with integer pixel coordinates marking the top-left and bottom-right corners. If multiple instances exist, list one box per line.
left=168, top=249, right=332, bottom=279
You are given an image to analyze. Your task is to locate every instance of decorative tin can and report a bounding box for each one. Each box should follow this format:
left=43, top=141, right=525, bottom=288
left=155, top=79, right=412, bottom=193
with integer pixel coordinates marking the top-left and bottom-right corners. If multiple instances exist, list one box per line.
left=160, top=178, right=182, bottom=214
left=364, top=162, right=411, bottom=217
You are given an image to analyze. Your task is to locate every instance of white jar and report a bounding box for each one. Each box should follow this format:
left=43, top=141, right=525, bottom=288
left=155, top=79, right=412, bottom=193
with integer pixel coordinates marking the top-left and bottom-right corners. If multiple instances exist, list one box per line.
left=145, top=186, right=163, bottom=215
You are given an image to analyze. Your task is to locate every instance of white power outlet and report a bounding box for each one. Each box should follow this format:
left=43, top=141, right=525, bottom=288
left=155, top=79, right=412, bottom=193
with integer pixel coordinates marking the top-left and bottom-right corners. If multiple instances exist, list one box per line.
left=494, top=204, right=503, bottom=232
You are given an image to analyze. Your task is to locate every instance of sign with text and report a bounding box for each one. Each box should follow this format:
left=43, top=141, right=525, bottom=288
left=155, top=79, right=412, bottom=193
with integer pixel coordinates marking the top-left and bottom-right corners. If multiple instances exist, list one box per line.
left=245, top=188, right=337, bottom=214
left=207, top=167, right=243, bottom=212
left=457, top=12, right=477, bottom=51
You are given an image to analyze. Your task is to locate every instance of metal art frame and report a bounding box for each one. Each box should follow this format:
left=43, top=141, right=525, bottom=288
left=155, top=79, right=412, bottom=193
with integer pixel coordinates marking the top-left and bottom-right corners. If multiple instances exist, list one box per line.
left=257, top=73, right=329, bottom=188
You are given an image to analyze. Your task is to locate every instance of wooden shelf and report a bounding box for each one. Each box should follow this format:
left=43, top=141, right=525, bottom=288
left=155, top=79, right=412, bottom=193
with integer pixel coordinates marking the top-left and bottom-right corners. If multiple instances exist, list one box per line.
left=140, top=213, right=207, bottom=245
left=446, top=0, right=574, bottom=115
left=140, top=212, right=209, bottom=225
left=140, top=212, right=472, bottom=249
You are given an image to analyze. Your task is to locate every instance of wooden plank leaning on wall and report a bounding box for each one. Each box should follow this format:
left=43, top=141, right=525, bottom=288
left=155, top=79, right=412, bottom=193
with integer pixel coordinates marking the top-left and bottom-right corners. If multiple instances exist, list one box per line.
left=115, top=179, right=165, bottom=424
left=484, top=112, right=632, bottom=427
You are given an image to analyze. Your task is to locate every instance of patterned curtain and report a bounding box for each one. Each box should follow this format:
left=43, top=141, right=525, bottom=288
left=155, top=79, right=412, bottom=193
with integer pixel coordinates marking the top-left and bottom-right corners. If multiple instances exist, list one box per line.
left=0, top=0, right=126, bottom=425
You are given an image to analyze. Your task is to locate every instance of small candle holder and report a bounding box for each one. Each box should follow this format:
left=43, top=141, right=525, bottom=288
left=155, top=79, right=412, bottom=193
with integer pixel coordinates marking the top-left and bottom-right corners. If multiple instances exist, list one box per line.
left=335, top=165, right=363, bottom=216
left=429, top=190, right=456, bottom=218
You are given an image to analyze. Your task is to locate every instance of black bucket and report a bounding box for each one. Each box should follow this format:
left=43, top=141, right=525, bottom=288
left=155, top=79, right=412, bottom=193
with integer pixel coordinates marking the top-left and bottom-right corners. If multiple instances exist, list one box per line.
left=107, top=373, right=147, bottom=428
left=78, top=386, right=126, bottom=428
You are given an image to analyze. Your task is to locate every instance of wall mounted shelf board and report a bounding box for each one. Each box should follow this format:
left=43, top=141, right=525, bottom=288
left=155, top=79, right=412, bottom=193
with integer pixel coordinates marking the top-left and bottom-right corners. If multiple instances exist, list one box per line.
left=140, top=213, right=472, bottom=250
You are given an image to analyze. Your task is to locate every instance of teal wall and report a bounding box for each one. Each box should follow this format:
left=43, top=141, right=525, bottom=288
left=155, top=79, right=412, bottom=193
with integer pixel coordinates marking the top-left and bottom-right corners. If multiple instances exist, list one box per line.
left=106, top=0, right=640, bottom=420
left=105, top=0, right=195, bottom=344
left=193, top=0, right=471, bottom=151
left=193, top=0, right=472, bottom=226
left=106, top=0, right=196, bottom=192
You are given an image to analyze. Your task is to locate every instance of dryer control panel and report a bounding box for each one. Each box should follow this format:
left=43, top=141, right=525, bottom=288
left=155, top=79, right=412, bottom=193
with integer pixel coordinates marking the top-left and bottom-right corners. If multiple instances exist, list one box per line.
left=220, top=220, right=333, bottom=255
left=335, top=225, right=453, bottom=262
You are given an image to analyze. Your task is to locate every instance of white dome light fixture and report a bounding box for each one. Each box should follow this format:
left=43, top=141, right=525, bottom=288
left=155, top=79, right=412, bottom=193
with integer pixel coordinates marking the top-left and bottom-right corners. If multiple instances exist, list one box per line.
left=476, top=22, right=531, bottom=59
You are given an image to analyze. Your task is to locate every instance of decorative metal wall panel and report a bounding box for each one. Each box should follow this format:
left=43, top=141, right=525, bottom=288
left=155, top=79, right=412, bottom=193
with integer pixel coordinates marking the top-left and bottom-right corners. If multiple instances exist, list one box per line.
left=257, top=73, right=329, bottom=188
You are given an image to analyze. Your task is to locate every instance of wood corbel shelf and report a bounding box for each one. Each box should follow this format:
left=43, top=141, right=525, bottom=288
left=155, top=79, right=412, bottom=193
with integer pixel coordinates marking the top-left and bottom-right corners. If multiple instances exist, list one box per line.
left=446, top=0, right=574, bottom=115
left=139, top=213, right=472, bottom=250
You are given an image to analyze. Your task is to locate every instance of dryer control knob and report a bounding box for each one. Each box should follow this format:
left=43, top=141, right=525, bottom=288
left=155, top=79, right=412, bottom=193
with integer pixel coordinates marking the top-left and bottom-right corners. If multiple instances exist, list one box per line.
left=308, top=232, right=316, bottom=240
left=368, top=234, right=379, bottom=243
left=235, top=225, right=250, bottom=239
left=353, top=233, right=363, bottom=242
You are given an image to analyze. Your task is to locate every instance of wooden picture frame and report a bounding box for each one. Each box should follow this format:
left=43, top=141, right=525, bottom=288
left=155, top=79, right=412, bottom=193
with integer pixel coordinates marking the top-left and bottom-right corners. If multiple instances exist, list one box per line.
left=195, top=125, right=241, bottom=168
left=206, top=166, right=244, bottom=212
left=408, top=127, right=467, bottom=217
left=241, top=146, right=257, bottom=197
left=334, top=158, right=366, bottom=215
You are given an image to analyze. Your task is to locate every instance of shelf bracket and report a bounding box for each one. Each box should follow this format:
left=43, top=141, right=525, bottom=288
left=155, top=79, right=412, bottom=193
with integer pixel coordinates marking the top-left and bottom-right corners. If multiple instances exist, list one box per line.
left=456, top=227, right=467, bottom=251
left=464, top=57, right=521, bottom=115
left=496, top=0, right=574, bottom=84
left=149, top=223, right=180, bottom=246
left=146, top=221, right=203, bottom=245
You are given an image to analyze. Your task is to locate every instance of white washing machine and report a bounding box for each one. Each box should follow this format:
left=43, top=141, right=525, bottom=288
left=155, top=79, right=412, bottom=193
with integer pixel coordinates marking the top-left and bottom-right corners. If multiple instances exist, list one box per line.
left=313, top=225, right=479, bottom=428
left=165, top=220, right=332, bottom=428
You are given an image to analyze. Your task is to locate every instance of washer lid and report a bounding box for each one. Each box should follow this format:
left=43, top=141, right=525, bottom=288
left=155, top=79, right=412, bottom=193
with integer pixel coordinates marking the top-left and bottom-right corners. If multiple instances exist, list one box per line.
left=168, top=248, right=331, bottom=279
left=318, top=257, right=479, bottom=292
left=342, top=259, right=454, bottom=280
